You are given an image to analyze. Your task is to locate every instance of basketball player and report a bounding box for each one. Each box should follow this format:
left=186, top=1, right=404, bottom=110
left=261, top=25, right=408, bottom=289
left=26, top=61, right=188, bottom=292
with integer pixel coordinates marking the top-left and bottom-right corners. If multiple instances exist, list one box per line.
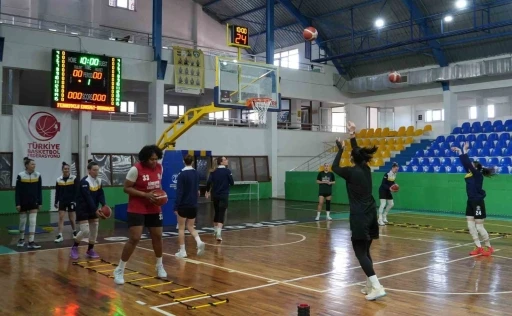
left=15, top=157, right=42, bottom=249
left=54, top=162, right=78, bottom=242
left=316, top=163, right=335, bottom=221
left=113, top=145, right=167, bottom=285
left=331, top=121, right=386, bottom=301
left=377, top=162, right=399, bottom=226
left=205, top=157, right=234, bottom=241
left=174, top=154, right=205, bottom=258
left=451, top=142, right=495, bottom=256
left=70, top=161, right=107, bottom=260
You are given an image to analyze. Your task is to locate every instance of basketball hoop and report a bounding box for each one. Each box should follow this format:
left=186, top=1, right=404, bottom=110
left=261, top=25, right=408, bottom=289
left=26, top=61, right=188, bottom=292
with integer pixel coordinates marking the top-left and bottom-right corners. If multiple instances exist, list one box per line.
left=246, top=98, right=273, bottom=125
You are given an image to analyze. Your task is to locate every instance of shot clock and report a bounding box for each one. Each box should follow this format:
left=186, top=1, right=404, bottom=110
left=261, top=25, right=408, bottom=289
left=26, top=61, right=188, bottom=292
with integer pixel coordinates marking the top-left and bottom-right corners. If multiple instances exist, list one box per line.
left=227, top=24, right=250, bottom=48
left=51, top=49, right=122, bottom=112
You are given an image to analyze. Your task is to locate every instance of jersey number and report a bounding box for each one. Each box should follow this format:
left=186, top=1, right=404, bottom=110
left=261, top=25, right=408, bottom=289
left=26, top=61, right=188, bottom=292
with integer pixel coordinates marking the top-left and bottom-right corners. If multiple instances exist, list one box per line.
left=142, top=174, right=149, bottom=181
left=476, top=206, right=482, bottom=216
left=159, top=213, right=163, bottom=220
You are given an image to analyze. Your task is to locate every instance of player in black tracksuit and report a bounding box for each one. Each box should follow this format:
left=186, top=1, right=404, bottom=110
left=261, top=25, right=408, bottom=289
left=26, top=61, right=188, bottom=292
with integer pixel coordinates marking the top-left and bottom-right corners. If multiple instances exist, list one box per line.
left=316, top=163, right=335, bottom=221
left=54, top=161, right=79, bottom=243
left=377, top=163, right=399, bottom=226
left=331, top=121, right=386, bottom=301
left=15, top=157, right=43, bottom=249
left=451, top=142, right=496, bottom=257
left=206, top=156, right=234, bottom=242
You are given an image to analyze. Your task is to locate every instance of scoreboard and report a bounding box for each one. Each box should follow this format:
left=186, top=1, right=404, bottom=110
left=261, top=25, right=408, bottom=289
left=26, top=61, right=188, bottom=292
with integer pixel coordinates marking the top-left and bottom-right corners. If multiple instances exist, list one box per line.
left=51, top=50, right=122, bottom=112
left=227, top=24, right=250, bottom=48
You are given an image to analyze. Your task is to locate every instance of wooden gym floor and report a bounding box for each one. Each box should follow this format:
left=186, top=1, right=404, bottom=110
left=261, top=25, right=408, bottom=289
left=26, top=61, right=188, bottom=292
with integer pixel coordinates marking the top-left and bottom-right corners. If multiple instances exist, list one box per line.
left=1, top=200, right=512, bottom=315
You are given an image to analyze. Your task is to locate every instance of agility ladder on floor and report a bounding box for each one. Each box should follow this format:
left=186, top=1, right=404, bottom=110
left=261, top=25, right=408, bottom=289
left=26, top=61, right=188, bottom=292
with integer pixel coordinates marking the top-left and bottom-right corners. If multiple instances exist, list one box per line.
left=73, top=259, right=229, bottom=310
left=387, top=222, right=512, bottom=238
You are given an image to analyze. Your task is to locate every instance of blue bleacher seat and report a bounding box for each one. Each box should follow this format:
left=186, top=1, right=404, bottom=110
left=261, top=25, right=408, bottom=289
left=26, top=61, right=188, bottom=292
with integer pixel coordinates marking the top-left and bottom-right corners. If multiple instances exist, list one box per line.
left=436, top=136, right=445, bottom=143
left=488, top=133, right=499, bottom=142
left=410, top=158, right=419, bottom=165
left=445, top=135, right=455, bottom=143
left=455, top=165, right=466, bottom=173
left=433, top=165, right=444, bottom=173
left=506, top=147, right=512, bottom=156
left=415, top=150, right=424, bottom=157
left=461, top=122, right=471, bottom=129
left=466, top=134, right=476, bottom=143
left=496, top=125, right=505, bottom=132
left=471, top=122, right=482, bottom=133
left=479, top=148, right=490, bottom=156
left=410, top=165, right=420, bottom=173
left=499, top=133, right=510, bottom=141
left=430, top=142, right=439, bottom=150
left=498, top=164, right=510, bottom=174
left=427, top=149, right=435, bottom=157
left=501, top=157, right=511, bottom=165
left=422, top=159, right=430, bottom=166
left=442, top=158, right=452, bottom=166
left=452, top=127, right=462, bottom=134
left=488, top=157, right=499, bottom=165
left=431, top=158, right=441, bottom=165
left=455, top=135, right=465, bottom=143
left=483, top=141, right=494, bottom=149
left=493, top=120, right=503, bottom=128
left=445, top=165, right=457, bottom=173
left=506, top=125, right=512, bottom=132
left=422, top=165, right=434, bottom=173
left=482, top=121, right=492, bottom=128
left=490, top=148, right=502, bottom=157
left=498, top=139, right=508, bottom=148
left=462, top=126, right=471, bottom=134
left=476, top=134, right=487, bottom=142
left=482, top=125, right=493, bottom=133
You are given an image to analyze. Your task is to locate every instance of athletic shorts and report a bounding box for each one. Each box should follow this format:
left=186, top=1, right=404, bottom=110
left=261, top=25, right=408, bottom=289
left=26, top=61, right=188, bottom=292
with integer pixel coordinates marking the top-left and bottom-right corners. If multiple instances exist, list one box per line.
left=177, top=207, right=197, bottom=219
left=58, top=202, right=75, bottom=212
left=318, top=193, right=332, bottom=198
left=350, top=209, right=379, bottom=241
left=466, top=200, right=486, bottom=219
left=19, top=203, right=39, bottom=212
left=127, top=212, right=163, bottom=228
left=213, top=196, right=229, bottom=211
left=76, top=209, right=98, bottom=222
left=379, top=190, right=393, bottom=200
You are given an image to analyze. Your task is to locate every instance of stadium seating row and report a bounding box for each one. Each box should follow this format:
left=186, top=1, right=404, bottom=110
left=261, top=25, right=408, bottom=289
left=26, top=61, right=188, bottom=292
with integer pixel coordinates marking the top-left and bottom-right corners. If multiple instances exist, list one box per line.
left=452, top=120, right=512, bottom=134
left=356, top=125, right=432, bottom=138
left=401, top=164, right=510, bottom=174
left=343, top=136, right=415, bottom=148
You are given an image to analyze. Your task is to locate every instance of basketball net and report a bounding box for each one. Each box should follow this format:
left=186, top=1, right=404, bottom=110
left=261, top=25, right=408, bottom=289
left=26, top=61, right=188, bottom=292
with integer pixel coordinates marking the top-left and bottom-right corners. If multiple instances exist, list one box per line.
left=246, top=98, right=273, bottom=125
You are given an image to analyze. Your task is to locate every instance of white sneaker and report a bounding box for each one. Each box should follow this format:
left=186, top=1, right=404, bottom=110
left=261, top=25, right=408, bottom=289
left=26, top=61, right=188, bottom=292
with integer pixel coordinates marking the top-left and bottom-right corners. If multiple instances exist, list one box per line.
left=360, top=279, right=371, bottom=294
left=175, top=251, right=187, bottom=258
left=383, top=217, right=389, bottom=224
left=327, top=216, right=333, bottom=221
left=365, top=285, right=386, bottom=301
left=216, top=233, right=222, bottom=242
left=113, top=267, right=125, bottom=285
left=55, top=234, right=63, bottom=243
left=156, top=264, right=167, bottom=278
left=378, top=219, right=385, bottom=226
left=315, top=216, right=320, bottom=221
left=197, top=242, right=205, bottom=256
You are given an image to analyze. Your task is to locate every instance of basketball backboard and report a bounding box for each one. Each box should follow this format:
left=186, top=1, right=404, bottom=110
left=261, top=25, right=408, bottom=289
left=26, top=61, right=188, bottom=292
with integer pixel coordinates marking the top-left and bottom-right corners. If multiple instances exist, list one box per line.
left=214, top=57, right=280, bottom=112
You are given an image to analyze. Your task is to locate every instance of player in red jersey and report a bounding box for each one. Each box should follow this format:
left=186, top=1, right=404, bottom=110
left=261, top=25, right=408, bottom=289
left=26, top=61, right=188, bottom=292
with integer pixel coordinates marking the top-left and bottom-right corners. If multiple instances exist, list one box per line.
left=113, top=145, right=167, bottom=285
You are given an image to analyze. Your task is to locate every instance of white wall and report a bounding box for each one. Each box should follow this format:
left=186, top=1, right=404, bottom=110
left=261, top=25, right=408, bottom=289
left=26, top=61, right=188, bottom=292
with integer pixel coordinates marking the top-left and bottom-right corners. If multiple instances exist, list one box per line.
left=345, top=104, right=366, bottom=129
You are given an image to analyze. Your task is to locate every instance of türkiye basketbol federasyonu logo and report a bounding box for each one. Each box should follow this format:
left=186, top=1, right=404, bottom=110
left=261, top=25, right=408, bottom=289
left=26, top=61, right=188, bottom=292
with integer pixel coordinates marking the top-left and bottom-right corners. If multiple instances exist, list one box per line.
left=28, top=112, right=61, bottom=141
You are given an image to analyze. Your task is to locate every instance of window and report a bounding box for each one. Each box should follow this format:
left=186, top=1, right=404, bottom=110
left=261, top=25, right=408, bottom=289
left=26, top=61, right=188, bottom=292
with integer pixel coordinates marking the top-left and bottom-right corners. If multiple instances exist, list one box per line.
left=273, top=49, right=299, bottom=69
left=424, top=109, right=444, bottom=122
left=488, top=104, right=495, bottom=118
left=120, top=101, right=135, bottom=114
left=469, top=106, right=477, bottom=120
left=242, top=109, right=259, bottom=123
left=109, top=0, right=135, bottom=10
left=367, top=107, right=378, bottom=129
left=208, top=110, right=230, bottom=121
left=163, top=104, right=185, bottom=117
left=332, top=112, right=346, bottom=132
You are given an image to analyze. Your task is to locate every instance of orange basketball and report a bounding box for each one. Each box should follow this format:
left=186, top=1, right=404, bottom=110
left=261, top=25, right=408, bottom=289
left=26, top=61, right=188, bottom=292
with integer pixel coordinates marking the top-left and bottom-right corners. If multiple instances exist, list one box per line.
left=153, top=189, right=168, bottom=206
left=390, top=184, right=400, bottom=192
left=303, top=26, right=318, bottom=41
left=100, top=205, right=112, bottom=218
left=388, top=71, right=401, bottom=83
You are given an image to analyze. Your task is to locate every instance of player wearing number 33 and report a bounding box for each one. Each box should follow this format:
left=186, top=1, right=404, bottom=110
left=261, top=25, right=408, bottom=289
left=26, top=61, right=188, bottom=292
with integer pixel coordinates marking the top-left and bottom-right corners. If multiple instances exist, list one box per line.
left=113, top=145, right=167, bottom=285
left=451, top=142, right=496, bottom=257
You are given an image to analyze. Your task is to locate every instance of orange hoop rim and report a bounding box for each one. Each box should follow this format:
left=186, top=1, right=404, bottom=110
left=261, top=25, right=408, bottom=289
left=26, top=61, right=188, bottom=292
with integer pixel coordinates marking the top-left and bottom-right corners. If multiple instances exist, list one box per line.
left=245, top=97, right=274, bottom=109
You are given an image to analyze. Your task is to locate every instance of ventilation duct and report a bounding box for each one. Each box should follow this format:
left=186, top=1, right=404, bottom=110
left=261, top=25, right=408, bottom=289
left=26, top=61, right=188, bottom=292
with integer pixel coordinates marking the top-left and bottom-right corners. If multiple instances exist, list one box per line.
left=343, top=55, right=512, bottom=93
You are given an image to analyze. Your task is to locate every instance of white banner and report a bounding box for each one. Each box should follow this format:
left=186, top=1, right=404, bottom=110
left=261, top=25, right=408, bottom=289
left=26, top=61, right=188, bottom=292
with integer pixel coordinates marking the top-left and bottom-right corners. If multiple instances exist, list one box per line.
left=12, top=105, right=72, bottom=186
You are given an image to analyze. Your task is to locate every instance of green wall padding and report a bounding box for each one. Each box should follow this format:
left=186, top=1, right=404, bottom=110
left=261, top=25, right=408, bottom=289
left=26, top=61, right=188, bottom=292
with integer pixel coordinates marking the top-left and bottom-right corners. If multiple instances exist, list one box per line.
left=285, top=171, right=512, bottom=217
left=0, top=182, right=272, bottom=215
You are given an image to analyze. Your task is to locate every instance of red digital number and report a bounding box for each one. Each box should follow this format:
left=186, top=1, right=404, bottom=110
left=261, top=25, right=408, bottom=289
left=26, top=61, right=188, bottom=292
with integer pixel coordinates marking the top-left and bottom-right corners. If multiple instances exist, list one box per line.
left=92, top=72, right=103, bottom=79
left=235, top=33, right=247, bottom=45
left=67, top=91, right=83, bottom=100
left=72, top=69, right=83, bottom=77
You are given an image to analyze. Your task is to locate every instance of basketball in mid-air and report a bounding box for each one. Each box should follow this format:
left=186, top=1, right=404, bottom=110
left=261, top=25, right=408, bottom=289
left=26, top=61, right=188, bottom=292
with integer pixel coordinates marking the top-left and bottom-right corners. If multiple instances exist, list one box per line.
left=390, top=184, right=400, bottom=192
left=388, top=71, right=401, bottom=83
left=303, top=26, right=318, bottom=41
left=153, top=189, right=168, bottom=206
left=100, top=205, right=112, bottom=218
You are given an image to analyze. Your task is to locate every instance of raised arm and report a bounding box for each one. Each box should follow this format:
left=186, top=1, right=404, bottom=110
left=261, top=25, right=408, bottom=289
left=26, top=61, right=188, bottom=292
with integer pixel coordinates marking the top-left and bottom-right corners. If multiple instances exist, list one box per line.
left=452, top=142, right=477, bottom=174
left=331, top=138, right=351, bottom=180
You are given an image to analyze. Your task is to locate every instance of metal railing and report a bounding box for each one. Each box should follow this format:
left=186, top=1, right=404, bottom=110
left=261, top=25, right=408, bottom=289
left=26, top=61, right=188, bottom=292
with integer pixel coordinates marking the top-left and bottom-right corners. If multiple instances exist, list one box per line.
left=290, top=148, right=338, bottom=172
left=91, top=112, right=151, bottom=122
left=0, top=13, right=328, bottom=74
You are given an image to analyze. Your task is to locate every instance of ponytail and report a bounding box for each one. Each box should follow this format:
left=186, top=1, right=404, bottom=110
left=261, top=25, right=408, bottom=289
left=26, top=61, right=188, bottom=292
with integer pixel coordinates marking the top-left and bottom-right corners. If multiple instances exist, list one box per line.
left=351, top=146, right=378, bottom=164
left=474, top=161, right=497, bottom=178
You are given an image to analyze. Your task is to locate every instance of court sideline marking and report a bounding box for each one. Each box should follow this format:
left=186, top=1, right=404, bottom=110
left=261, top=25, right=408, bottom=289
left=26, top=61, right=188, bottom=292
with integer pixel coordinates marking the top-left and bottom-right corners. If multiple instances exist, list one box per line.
left=203, top=232, right=306, bottom=248
left=391, top=213, right=512, bottom=229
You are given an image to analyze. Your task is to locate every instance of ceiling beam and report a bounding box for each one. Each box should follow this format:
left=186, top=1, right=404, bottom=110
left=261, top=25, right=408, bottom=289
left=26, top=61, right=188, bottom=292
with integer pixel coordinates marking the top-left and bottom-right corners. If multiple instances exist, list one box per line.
left=277, top=0, right=348, bottom=76
left=203, top=0, right=222, bottom=8
left=220, top=1, right=279, bottom=23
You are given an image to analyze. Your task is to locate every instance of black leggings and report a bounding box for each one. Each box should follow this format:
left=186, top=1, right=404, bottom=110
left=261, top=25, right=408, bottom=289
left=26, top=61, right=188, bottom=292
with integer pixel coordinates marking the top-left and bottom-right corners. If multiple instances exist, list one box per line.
left=213, top=196, right=228, bottom=223
left=352, top=239, right=375, bottom=277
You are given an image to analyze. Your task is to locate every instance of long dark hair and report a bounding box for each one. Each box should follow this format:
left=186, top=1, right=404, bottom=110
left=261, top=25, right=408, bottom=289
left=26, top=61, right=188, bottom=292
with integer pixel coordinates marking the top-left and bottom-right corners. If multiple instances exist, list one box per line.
left=473, top=161, right=496, bottom=178
left=351, top=146, right=378, bottom=164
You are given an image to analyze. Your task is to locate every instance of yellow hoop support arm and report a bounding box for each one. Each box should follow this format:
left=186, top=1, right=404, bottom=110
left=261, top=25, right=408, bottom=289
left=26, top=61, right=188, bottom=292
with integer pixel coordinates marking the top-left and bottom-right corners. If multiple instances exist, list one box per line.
left=156, top=103, right=229, bottom=150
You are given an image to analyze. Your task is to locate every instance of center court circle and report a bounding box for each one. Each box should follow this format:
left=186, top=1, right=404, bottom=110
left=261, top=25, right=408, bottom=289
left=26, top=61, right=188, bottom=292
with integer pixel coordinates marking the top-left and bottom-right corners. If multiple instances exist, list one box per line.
left=204, top=233, right=306, bottom=248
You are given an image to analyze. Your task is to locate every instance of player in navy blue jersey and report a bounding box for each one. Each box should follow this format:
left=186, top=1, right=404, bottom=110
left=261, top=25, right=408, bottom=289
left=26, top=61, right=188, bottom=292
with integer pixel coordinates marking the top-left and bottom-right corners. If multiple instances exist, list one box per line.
left=54, top=161, right=79, bottom=243
left=316, top=163, right=335, bottom=221
left=451, top=142, right=496, bottom=257
left=377, top=162, right=399, bottom=226
left=15, top=157, right=43, bottom=249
